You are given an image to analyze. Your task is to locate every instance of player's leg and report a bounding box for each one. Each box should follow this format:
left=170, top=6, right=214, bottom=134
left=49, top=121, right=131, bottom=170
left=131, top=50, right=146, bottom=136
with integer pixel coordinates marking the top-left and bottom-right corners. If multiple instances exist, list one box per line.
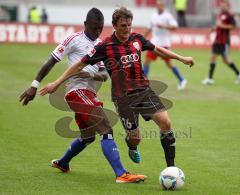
left=51, top=113, right=95, bottom=172
left=137, top=88, right=175, bottom=167
left=164, top=57, right=187, bottom=90
left=89, top=104, right=146, bottom=182
left=114, top=98, right=141, bottom=163
left=202, top=44, right=219, bottom=85
left=152, top=111, right=175, bottom=167
left=51, top=90, right=95, bottom=172
left=143, top=51, right=157, bottom=76
left=126, top=128, right=141, bottom=163
left=221, top=45, right=240, bottom=84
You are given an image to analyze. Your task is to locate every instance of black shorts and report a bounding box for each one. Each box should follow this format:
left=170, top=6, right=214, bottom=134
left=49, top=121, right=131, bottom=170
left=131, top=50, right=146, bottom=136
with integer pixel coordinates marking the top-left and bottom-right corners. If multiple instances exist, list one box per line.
left=212, top=43, right=229, bottom=58
left=114, top=88, right=166, bottom=130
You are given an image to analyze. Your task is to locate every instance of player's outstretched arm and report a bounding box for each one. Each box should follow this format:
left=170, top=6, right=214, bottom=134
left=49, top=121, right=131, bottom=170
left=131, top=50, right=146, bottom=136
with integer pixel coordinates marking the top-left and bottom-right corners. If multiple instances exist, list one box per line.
left=40, top=61, right=87, bottom=96
left=154, top=46, right=195, bottom=67
left=19, top=56, right=58, bottom=106
left=77, top=69, right=108, bottom=82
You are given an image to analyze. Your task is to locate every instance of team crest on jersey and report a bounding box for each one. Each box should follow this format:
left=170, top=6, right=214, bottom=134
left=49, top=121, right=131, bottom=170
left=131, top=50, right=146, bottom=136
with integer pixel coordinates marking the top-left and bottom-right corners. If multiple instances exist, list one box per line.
left=133, top=42, right=140, bottom=51
left=58, top=47, right=64, bottom=53
left=87, top=48, right=96, bottom=57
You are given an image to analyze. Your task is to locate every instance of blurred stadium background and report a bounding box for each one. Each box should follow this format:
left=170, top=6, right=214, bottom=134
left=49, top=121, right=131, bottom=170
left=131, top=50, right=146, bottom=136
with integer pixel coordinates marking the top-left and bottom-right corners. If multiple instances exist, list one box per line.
left=0, top=0, right=240, bottom=47
left=1, top=0, right=240, bottom=26
left=0, top=0, right=240, bottom=194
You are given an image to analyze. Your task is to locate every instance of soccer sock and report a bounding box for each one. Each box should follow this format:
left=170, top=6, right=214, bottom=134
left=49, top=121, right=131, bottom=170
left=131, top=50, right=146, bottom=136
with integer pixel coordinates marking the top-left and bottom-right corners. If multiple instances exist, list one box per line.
left=59, top=137, right=87, bottom=167
left=143, top=64, right=150, bottom=76
left=228, top=62, right=240, bottom=75
left=171, top=66, right=184, bottom=82
left=209, top=63, right=216, bottom=79
left=160, top=130, right=176, bottom=167
left=101, top=134, right=126, bottom=177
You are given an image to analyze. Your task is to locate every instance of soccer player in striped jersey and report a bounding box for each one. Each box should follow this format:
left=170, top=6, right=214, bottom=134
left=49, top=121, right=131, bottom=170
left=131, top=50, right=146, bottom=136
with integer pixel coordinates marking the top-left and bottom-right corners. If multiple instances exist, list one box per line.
left=202, top=0, right=240, bottom=85
left=40, top=7, right=194, bottom=168
left=143, top=0, right=187, bottom=90
left=20, top=8, right=147, bottom=183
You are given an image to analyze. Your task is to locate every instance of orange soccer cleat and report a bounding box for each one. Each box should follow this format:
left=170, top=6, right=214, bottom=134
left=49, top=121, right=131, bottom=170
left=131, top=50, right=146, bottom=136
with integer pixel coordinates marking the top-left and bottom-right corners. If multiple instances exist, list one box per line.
left=115, top=172, right=147, bottom=183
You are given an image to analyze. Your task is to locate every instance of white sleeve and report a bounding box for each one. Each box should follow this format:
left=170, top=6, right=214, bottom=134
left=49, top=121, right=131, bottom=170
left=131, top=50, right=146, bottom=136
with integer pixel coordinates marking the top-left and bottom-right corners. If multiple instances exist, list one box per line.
left=51, top=34, right=76, bottom=62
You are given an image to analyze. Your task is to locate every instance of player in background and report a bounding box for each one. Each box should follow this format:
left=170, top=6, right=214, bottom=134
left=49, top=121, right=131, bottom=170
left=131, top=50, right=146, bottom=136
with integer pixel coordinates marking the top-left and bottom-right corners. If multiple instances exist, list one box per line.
left=202, top=0, right=240, bottom=85
left=19, top=8, right=147, bottom=183
left=143, top=0, right=187, bottom=90
left=39, top=7, right=194, bottom=168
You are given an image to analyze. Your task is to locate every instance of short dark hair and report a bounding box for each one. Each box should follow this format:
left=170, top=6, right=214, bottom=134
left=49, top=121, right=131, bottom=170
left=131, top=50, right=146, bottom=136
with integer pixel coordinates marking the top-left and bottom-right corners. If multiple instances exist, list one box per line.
left=112, top=7, right=133, bottom=25
left=86, top=8, right=104, bottom=22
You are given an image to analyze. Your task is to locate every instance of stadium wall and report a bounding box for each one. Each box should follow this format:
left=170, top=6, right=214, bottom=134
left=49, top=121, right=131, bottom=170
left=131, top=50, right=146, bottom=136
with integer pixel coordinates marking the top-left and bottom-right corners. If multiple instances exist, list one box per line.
left=0, top=22, right=240, bottom=49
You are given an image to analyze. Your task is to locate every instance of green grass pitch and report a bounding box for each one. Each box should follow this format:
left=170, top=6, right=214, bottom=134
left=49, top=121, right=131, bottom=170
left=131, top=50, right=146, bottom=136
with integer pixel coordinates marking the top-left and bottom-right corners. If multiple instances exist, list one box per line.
left=0, top=44, right=239, bottom=194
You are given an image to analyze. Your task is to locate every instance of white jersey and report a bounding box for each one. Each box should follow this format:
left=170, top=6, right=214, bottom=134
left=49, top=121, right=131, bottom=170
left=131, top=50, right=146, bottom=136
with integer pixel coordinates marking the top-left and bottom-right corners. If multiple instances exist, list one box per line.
left=149, top=10, right=178, bottom=47
left=51, top=31, right=105, bottom=94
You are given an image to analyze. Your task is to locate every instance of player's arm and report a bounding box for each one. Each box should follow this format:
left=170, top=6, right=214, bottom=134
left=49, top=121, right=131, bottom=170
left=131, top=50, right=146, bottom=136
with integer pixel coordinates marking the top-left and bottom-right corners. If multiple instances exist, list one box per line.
left=157, top=23, right=177, bottom=31
left=217, top=22, right=235, bottom=30
left=40, top=61, right=87, bottom=96
left=92, top=68, right=108, bottom=82
left=39, top=44, right=106, bottom=96
left=19, top=56, right=58, bottom=106
left=157, top=14, right=178, bottom=31
left=77, top=67, right=108, bottom=82
left=154, top=46, right=194, bottom=67
left=217, top=15, right=236, bottom=30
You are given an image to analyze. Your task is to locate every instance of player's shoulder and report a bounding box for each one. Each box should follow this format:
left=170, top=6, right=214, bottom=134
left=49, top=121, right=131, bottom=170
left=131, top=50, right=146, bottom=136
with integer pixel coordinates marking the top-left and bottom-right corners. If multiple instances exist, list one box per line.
left=95, top=38, right=102, bottom=45
left=62, top=31, right=83, bottom=46
left=163, top=10, right=174, bottom=18
left=99, top=35, right=114, bottom=46
left=151, top=12, right=159, bottom=19
left=131, top=32, right=144, bottom=39
left=226, top=11, right=234, bottom=18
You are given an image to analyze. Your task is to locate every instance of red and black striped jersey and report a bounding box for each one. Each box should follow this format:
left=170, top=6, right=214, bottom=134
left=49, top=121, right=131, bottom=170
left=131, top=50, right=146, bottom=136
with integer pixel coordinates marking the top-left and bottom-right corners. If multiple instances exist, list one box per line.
left=81, top=32, right=155, bottom=100
left=214, top=11, right=236, bottom=45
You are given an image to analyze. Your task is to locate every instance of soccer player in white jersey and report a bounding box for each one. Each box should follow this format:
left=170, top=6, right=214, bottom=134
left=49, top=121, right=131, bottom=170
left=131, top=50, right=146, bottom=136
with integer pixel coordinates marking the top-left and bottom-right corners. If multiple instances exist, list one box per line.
left=19, top=8, right=146, bottom=183
left=143, top=0, right=187, bottom=90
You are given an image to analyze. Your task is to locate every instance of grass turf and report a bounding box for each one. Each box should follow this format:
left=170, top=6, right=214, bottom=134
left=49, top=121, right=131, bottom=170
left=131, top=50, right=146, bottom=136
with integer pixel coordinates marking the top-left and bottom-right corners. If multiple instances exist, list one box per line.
left=0, top=44, right=239, bottom=194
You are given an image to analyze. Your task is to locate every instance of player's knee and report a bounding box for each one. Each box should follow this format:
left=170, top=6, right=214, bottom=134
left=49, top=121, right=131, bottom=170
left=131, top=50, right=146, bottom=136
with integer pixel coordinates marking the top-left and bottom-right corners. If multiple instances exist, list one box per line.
left=161, top=118, right=171, bottom=131
left=82, top=136, right=96, bottom=145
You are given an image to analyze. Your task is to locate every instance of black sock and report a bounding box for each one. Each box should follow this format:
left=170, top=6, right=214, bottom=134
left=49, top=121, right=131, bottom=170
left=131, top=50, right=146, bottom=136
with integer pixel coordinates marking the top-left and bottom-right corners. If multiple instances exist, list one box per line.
left=160, top=131, right=176, bottom=167
left=209, top=63, right=216, bottom=79
left=229, top=62, right=240, bottom=75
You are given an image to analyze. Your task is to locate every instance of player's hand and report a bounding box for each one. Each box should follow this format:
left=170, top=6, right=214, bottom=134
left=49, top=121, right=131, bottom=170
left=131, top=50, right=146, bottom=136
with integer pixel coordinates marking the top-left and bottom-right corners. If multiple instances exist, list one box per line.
left=78, top=70, right=92, bottom=79
left=156, top=23, right=166, bottom=29
left=180, top=57, right=195, bottom=67
left=39, top=82, right=59, bottom=96
left=19, top=86, right=37, bottom=106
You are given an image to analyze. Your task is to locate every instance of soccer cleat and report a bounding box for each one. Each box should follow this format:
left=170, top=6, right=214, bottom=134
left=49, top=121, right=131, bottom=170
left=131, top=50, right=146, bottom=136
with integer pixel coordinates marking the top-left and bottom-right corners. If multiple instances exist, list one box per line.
left=51, top=159, right=70, bottom=173
left=128, top=148, right=141, bottom=163
left=115, top=172, right=147, bottom=183
left=235, top=74, right=240, bottom=84
left=177, top=79, right=187, bottom=90
left=202, top=78, right=214, bottom=85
